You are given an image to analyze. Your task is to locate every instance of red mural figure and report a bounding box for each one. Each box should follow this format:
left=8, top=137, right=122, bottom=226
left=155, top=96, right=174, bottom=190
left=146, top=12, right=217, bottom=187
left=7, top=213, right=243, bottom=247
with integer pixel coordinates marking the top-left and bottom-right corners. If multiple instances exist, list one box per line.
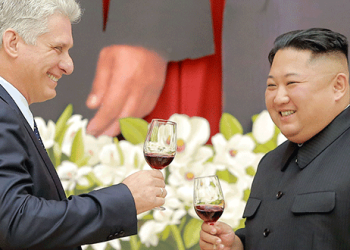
left=101, top=0, right=224, bottom=142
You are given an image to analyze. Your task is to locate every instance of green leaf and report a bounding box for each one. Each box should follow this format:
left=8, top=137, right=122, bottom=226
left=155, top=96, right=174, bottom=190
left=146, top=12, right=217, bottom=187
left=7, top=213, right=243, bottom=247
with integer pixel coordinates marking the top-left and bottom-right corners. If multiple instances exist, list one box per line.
left=120, top=117, right=148, bottom=145
left=216, top=169, right=237, bottom=184
left=183, top=219, right=202, bottom=249
left=243, top=188, right=251, bottom=202
left=161, top=225, right=171, bottom=241
left=70, top=128, right=85, bottom=165
left=55, top=104, right=73, bottom=142
left=254, top=140, right=277, bottom=154
left=220, top=113, right=243, bottom=140
left=234, top=218, right=246, bottom=231
left=246, top=166, right=256, bottom=176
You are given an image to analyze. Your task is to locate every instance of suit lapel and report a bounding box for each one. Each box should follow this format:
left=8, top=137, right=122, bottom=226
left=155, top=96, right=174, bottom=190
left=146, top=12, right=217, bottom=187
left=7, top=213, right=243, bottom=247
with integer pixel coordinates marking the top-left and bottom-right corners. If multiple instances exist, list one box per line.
left=0, top=85, right=66, bottom=199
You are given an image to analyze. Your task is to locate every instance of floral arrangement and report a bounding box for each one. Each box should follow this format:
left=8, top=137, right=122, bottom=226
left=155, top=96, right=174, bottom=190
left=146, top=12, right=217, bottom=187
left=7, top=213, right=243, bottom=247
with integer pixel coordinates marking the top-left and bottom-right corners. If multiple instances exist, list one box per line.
left=35, top=105, right=286, bottom=250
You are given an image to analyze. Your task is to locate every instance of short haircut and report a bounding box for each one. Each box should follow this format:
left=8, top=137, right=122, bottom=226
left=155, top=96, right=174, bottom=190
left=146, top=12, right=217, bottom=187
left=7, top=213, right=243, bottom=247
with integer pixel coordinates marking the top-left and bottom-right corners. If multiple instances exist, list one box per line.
left=0, top=0, right=82, bottom=46
left=268, top=28, right=349, bottom=66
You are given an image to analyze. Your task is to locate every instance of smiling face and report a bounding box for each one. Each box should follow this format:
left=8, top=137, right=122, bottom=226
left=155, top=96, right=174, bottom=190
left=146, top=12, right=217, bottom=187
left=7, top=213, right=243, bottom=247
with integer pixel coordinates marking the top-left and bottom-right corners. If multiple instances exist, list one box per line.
left=265, top=48, right=348, bottom=143
left=16, top=13, right=74, bottom=104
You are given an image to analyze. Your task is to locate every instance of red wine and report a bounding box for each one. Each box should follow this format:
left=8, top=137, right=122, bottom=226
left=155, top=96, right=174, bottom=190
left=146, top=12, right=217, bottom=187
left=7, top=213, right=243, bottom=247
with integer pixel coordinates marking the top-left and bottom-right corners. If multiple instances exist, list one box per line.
left=195, top=205, right=224, bottom=223
left=144, top=153, right=174, bottom=170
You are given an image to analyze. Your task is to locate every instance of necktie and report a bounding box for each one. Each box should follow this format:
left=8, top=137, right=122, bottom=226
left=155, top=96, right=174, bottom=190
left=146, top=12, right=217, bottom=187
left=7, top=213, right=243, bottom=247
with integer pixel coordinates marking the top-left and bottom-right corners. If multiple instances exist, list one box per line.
left=34, top=121, right=45, bottom=149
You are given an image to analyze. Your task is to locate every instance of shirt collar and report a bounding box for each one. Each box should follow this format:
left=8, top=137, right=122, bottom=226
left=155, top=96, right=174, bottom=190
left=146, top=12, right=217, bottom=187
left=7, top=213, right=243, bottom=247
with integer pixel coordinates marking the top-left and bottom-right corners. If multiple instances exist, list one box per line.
left=0, top=76, right=34, bottom=129
left=295, top=107, right=350, bottom=169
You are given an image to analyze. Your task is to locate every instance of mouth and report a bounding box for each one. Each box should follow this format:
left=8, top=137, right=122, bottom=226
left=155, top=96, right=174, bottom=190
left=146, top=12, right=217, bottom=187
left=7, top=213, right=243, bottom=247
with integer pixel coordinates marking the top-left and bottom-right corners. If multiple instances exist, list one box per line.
left=47, top=73, right=59, bottom=82
left=280, top=110, right=295, bottom=117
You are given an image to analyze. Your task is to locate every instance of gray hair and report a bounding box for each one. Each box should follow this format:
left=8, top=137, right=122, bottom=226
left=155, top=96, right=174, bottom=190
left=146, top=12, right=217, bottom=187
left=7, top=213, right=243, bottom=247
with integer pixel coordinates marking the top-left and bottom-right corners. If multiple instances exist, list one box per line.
left=0, top=0, right=82, bottom=46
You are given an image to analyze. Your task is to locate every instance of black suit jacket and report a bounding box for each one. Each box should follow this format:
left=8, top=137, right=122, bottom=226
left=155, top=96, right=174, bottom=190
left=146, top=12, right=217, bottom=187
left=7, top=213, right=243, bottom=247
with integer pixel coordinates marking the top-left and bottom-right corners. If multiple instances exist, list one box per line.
left=0, top=85, right=137, bottom=250
left=236, top=107, right=350, bottom=249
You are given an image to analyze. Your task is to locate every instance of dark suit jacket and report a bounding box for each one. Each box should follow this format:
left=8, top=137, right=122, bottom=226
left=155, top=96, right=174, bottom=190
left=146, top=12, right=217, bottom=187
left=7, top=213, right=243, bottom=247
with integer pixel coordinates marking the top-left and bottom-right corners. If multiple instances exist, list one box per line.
left=236, top=106, right=350, bottom=249
left=0, top=85, right=137, bottom=250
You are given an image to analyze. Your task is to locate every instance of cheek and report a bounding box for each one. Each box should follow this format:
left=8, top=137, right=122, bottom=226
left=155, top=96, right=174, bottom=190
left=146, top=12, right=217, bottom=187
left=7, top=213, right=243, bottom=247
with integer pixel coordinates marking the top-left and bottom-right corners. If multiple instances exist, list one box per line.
left=265, top=92, right=274, bottom=108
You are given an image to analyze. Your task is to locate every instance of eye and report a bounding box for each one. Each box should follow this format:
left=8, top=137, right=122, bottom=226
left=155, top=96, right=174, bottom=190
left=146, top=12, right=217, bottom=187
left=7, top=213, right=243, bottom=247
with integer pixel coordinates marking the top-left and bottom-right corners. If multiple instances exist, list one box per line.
left=54, top=46, right=63, bottom=52
left=287, top=81, right=298, bottom=85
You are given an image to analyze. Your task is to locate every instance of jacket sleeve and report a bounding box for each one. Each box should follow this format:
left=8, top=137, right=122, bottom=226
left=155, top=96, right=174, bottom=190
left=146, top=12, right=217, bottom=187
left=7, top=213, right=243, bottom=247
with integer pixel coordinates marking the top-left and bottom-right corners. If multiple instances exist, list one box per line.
left=0, top=102, right=137, bottom=249
left=102, top=0, right=215, bottom=61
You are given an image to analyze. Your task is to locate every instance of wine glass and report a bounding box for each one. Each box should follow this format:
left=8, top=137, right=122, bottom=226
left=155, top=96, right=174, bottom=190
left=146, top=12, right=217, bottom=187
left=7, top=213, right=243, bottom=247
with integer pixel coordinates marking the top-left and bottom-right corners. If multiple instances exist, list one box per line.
left=143, top=119, right=177, bottom=210
left=193, top=175, right=225, bottom=225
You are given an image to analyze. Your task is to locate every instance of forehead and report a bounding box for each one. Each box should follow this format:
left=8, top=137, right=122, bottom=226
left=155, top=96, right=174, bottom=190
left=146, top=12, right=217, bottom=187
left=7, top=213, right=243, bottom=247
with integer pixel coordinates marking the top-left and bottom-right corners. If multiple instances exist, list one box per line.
left=38, top=13, right=73, bottom=47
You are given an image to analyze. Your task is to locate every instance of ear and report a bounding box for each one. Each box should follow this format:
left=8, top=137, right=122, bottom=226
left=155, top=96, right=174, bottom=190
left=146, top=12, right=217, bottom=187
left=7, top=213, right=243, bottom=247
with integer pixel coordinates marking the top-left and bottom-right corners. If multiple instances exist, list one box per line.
left=2, top=29, right=20, bottom=58
left=333, top=73, right=349, bottom=101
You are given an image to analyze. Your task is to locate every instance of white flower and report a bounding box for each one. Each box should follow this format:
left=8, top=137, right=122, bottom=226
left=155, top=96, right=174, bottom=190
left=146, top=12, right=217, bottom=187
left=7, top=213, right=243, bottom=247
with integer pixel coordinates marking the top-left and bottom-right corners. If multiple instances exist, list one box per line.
left=93, top=141, right=146, bottom=186
left=219, top=180, right=247, bottom=229
left=212, top=133, right=257, bottom=169
left=168, top=156, right=216, bottom=207
left=62, top=115, right=88, bottom=156
left=252, top=110, right=275, bottom=144
left=139, top=220, right=166, bottom=247
left=169, top=114, right=210, bottom=165
left=277, top=132, right=287, bottom=145
left=84, top=134, right=113, bottom=165
left=56, top=161, right=92, bottom=191
left=34, top=117, right=56, bottom=148
left=163, top=185, right=184, bottom=210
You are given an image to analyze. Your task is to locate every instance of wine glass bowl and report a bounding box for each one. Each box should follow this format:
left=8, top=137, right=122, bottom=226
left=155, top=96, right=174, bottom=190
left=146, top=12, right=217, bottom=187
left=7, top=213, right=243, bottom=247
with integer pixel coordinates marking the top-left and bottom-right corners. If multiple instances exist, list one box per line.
left=143, top=119, right=177, bottom=170
left=193, top=175, right=225, bottom=225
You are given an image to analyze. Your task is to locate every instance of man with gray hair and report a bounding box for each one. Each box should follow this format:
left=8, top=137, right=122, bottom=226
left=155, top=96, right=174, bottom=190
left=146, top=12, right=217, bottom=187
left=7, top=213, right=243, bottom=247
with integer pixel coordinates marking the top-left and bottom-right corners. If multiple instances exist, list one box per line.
left=0, top=1, right=167, bottom=249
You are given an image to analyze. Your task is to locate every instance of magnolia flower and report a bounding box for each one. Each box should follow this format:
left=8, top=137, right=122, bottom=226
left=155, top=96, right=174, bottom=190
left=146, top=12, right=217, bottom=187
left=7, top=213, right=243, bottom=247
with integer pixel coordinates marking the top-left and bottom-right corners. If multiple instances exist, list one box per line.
left=169, top=114, right=210, bottom=165
left=139, top=220, right=166, bottom=247
left=212, top=133, right=257, bottom=170
left=34, top=117, right=56, bottom=149
left=138, top=189, right=186, bottom=247
left=219, top=180, right=247, bottom=229
left=252, top=110, right=275, bottom=144
left=84, top=134, right=113, bottom=165
left=277, top=132, right=287, bottom=145
left=168, top=154, right=216, bottom=207
left=62, top=115, right=88, bottom=156
left=93, top=141, right=146, bottom=186
left=56, top=161, right=92, bottom=191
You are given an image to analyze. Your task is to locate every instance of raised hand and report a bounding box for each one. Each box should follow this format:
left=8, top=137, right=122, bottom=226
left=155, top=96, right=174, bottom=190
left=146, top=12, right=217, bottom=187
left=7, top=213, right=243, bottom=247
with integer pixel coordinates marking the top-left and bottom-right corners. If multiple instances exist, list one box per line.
left=199, top=221, right=243, bottom=250
left=86, top=45, right=167, bottom=137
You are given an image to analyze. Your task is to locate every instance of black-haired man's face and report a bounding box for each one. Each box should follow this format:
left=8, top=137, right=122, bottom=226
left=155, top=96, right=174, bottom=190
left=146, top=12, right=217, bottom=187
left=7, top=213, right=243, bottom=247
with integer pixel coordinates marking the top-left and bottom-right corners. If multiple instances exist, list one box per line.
left=265, top=48, right=340, bottom=143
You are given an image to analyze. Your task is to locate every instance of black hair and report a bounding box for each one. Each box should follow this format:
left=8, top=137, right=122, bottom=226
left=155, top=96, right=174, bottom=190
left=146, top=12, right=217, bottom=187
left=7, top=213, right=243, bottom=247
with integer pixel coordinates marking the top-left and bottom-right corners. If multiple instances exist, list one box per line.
left=268, top=28, right=348, bottom=65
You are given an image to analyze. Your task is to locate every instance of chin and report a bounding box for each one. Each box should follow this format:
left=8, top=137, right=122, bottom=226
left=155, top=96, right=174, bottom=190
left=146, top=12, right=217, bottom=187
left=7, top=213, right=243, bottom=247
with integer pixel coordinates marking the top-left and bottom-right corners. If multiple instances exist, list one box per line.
left=40, top=92, right=57, bottom=103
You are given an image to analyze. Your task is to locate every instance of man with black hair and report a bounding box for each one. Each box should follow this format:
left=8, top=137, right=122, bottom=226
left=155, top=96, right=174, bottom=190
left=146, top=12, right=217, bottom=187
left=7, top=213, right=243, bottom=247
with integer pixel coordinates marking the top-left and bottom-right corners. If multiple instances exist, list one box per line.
left=199, top=28, right=350, bottom=249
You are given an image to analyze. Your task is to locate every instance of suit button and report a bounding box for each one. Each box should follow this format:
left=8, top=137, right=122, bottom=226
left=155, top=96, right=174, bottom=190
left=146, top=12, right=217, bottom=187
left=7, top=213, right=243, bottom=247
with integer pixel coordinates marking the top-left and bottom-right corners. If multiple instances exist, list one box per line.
left=276, top=191, right=283, bottom=199
left=263, top=228, right=270, bottom=237
left=107, top=235, right=114, bottom=240
left=119, top=231, right=125, bottom=237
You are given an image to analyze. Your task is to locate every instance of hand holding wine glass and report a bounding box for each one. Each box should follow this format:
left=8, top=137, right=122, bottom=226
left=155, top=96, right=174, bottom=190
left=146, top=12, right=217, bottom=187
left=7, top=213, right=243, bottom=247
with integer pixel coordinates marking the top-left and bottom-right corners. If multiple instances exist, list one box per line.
left=143, top=119, right=177, bottom=210
left=194, top=175, right=225, bottom=225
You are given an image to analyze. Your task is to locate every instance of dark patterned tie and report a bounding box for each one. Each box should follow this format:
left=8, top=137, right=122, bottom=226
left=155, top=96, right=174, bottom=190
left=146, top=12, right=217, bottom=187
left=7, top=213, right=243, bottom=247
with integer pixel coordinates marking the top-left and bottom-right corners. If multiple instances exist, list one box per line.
left=34, top=121, right=45, bottom=149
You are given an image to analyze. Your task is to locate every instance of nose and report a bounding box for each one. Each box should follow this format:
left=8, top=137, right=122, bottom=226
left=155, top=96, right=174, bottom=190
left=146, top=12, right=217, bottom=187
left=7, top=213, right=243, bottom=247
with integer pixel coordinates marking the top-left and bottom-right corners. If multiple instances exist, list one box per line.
left=59, top=53, right=74, bottom=75
left=274, top=86, right=289, bottom=105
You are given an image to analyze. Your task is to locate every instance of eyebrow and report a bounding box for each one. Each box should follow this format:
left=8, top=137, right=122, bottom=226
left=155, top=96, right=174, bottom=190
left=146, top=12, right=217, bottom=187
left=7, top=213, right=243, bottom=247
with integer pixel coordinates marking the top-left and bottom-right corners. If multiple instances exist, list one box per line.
left=268, top=73, right=300, bottom=79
